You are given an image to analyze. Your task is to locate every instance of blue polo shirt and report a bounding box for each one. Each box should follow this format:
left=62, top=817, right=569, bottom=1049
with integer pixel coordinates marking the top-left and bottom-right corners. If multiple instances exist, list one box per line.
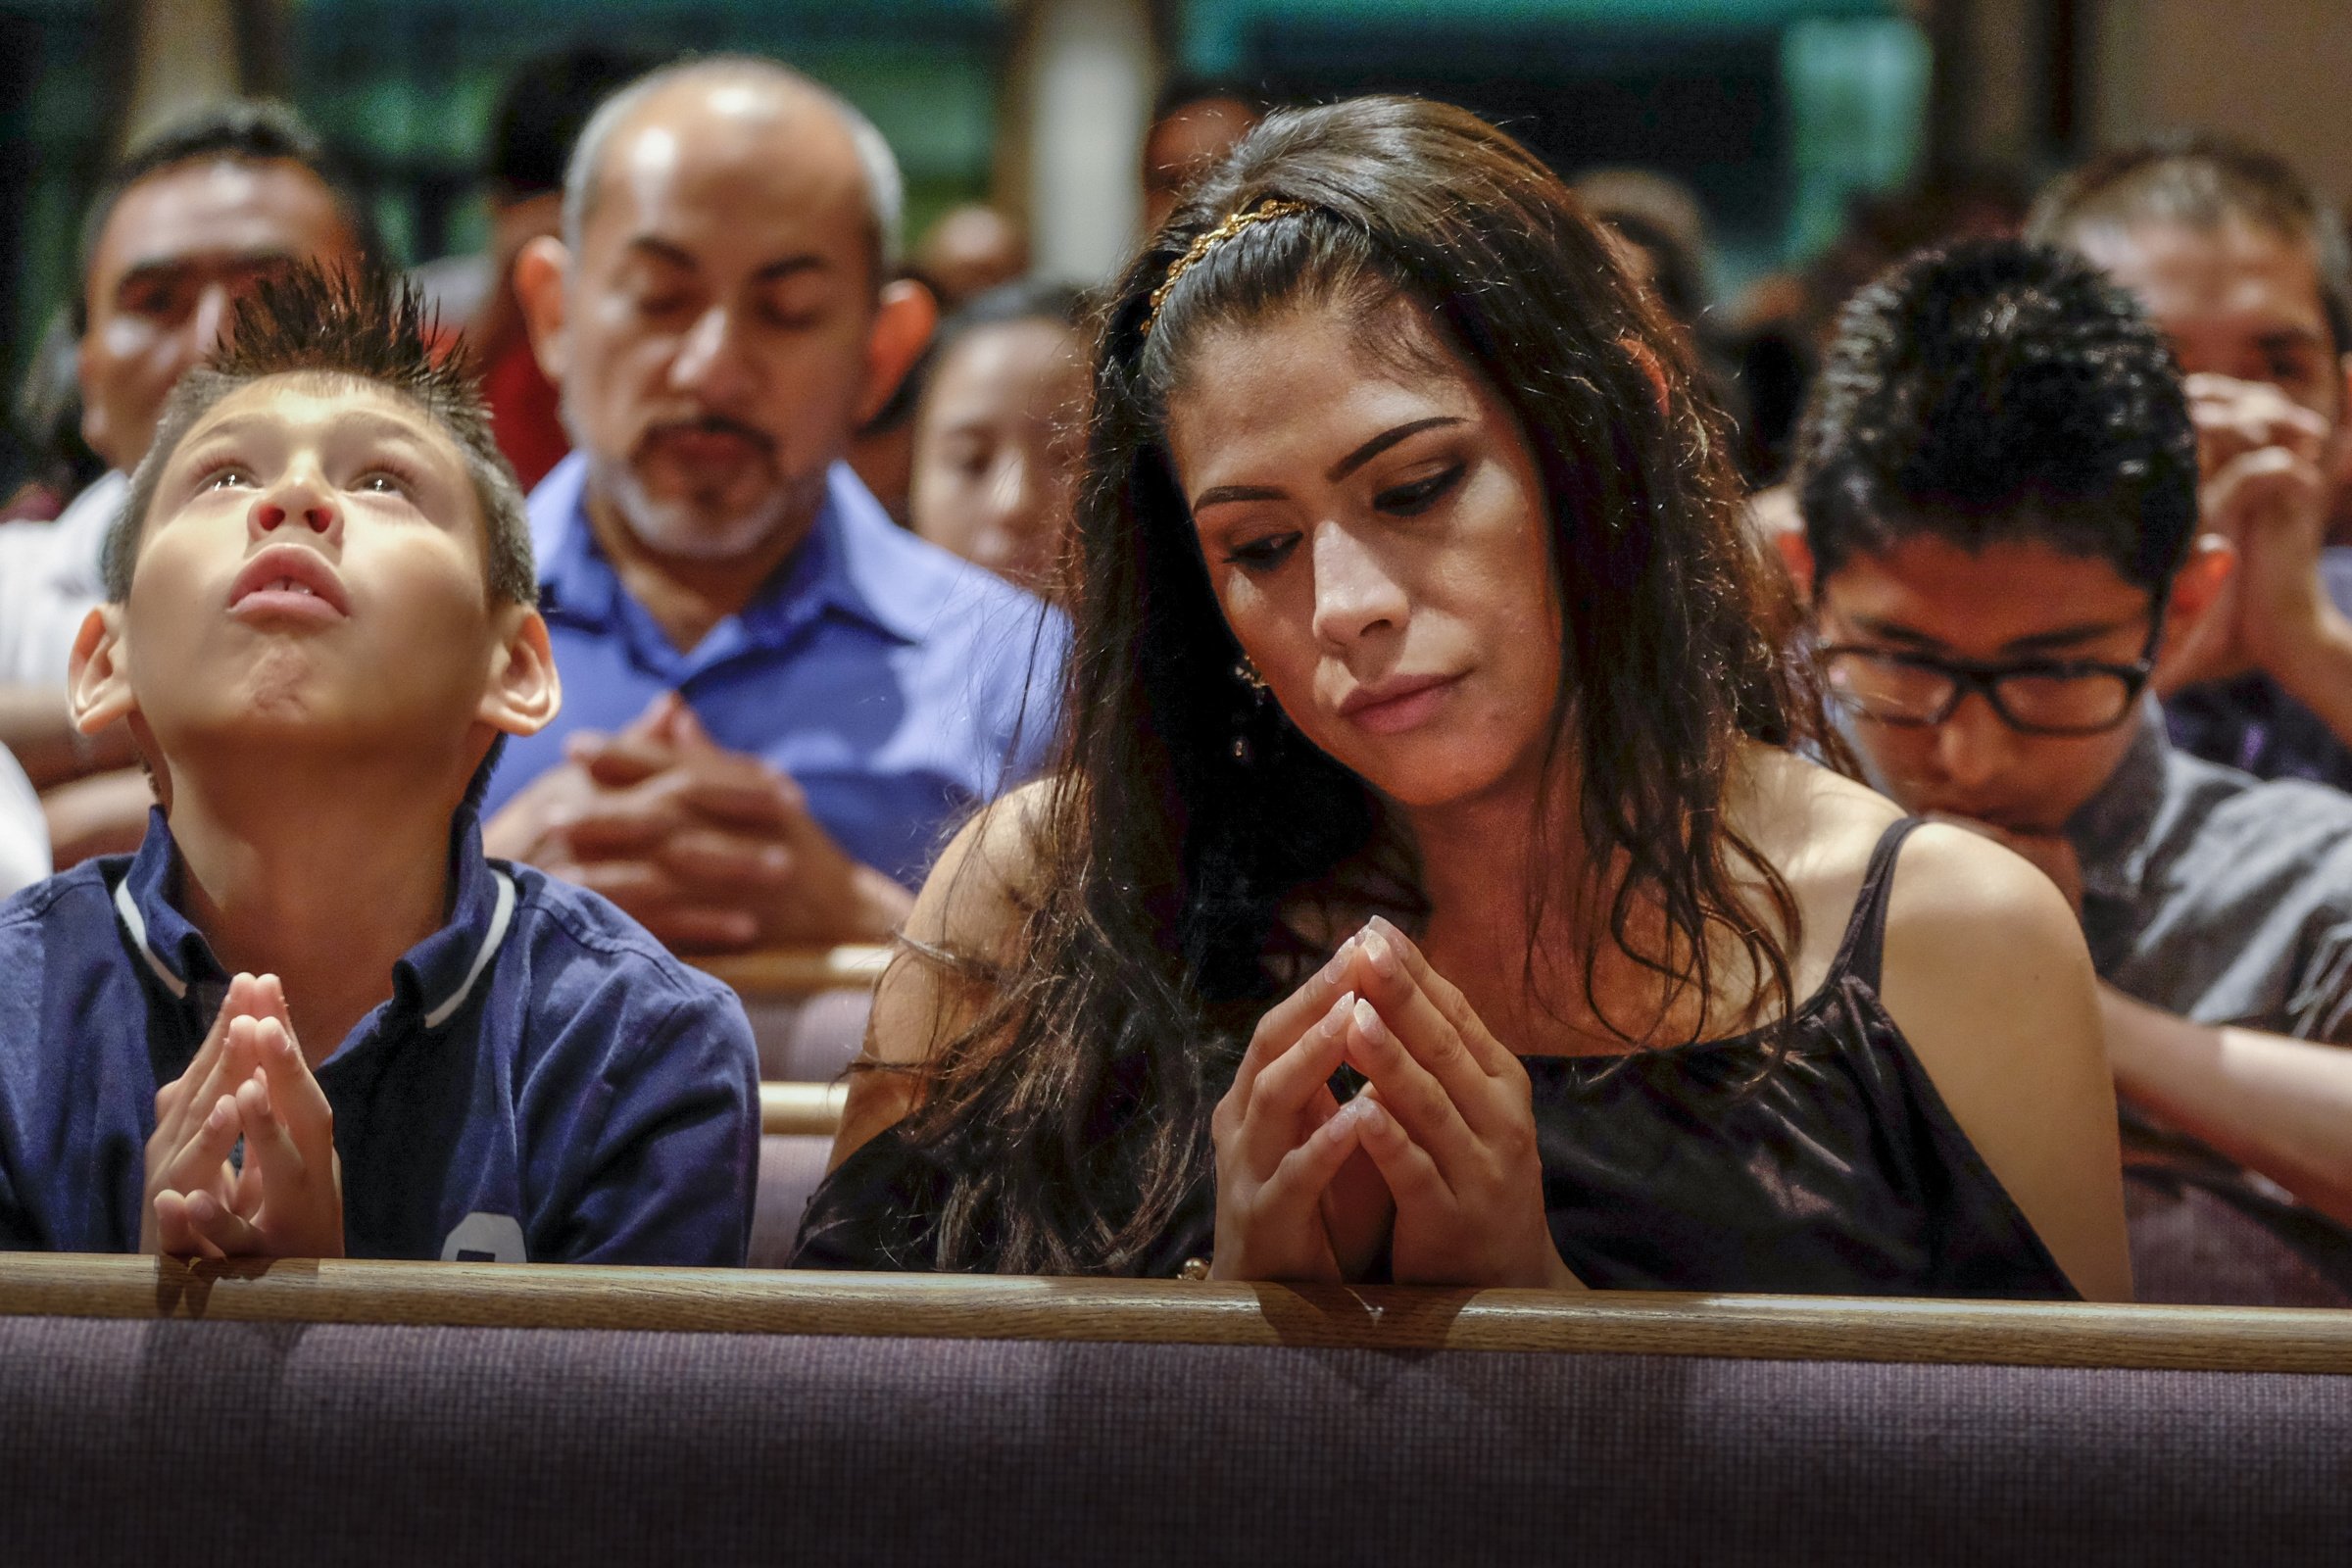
left=0, top=807, right=760, bottom=1263
left=485, top=455, right=1063, bottom=889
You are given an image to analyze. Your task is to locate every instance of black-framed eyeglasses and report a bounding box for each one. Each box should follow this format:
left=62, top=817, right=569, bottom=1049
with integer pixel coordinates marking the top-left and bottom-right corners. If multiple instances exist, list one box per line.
left=1817, top=610, right=2164, bottom=737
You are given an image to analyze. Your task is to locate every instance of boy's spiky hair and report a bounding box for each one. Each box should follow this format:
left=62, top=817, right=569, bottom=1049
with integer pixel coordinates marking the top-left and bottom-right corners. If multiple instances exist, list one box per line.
left=106, top=263, right=536, bottom=608
left=1794, top=238, right=2199, bottom=592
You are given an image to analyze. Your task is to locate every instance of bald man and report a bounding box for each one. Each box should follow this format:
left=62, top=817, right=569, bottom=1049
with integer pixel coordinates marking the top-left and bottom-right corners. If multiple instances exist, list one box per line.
left=491, top=58, right=1058, bottom=954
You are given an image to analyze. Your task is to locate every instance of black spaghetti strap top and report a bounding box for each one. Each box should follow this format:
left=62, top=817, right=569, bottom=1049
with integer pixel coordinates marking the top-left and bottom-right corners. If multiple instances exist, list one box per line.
left=795, top=818, right=2079, bottom=1299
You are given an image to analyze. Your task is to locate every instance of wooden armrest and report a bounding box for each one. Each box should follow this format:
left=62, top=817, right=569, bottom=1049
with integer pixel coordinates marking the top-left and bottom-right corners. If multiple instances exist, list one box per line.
left=3, top=1254, right=2350, bottom=1373
left=691, top=944, right=892, bottom=1000
left=760, top=1081, right=848, bottom=1137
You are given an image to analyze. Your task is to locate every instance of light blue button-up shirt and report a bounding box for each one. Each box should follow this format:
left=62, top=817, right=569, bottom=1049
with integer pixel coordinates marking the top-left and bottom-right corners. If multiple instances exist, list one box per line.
left=486, top=453, right=1062, bottom=889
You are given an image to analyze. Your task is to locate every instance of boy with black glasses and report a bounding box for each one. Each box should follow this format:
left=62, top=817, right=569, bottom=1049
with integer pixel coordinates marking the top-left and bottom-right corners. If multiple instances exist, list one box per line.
left=1788, top=239, right=2352, bottom=1304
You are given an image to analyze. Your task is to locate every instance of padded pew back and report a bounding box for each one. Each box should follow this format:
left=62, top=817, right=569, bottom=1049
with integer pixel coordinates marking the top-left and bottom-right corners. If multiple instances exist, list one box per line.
left=2, top=1257, right=2349, bottom=1565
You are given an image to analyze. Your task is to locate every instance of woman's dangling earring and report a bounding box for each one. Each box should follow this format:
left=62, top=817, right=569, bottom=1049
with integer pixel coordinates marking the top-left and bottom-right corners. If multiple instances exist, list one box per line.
left=1232, top=657, right=1271, bottom=762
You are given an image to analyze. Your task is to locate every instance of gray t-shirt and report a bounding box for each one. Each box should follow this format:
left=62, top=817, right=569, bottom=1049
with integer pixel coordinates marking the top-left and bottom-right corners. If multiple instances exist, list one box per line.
left=2068, top=710, right=2352, bottom=1303
left=2073, top=710, right=2352, bottom=1042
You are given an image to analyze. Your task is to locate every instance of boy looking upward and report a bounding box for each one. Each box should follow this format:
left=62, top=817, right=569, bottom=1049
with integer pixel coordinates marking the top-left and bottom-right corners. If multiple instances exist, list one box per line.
left=0, top=267, right=760, bottom=1263
left=2029, top=135, right=2352, bottom=790
left=1789, top=240, right=2352, bottom=1305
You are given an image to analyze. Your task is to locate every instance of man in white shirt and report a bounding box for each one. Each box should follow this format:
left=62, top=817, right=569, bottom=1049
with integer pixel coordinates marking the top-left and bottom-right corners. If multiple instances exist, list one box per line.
left=0, top=748, right=48, bottom=899
left=0, top=99, right=371, bottom=861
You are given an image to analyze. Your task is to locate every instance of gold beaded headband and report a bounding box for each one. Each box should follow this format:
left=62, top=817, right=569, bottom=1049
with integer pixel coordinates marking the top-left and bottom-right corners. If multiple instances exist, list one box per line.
left=1145, top=199, right=1312, bottom=334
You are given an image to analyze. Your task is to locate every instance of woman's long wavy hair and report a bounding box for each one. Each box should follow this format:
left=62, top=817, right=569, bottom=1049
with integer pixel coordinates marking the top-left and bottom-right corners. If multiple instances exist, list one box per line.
left=889, top=96, right=1818, bottom=1274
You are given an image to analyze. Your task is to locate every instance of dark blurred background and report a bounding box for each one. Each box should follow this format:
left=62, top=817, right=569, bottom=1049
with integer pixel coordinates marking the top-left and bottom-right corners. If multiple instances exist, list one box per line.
left=2, top=0, right=2346, bottom=396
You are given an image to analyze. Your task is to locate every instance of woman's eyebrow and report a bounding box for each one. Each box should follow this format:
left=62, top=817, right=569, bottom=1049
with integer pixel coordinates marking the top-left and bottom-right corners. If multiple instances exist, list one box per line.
left=1191, top=416, right=1468, bottom=514
left=1190, top=482, right=1285, bottom=513
left=1327, top=416, right=1464, bottom=482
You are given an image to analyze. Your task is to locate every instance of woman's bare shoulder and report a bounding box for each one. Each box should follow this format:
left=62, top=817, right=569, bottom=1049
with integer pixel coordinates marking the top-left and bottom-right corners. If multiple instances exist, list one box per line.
left=832, top=778, right=1063, bottom=1166
left=1875, top=823, right=2132, bottom=1299
left=1740, top=747, right=2131, bottom=1298
left=1727, top=746, right=1906, bottom=982
left=894, top=777, right=1057, bottom=974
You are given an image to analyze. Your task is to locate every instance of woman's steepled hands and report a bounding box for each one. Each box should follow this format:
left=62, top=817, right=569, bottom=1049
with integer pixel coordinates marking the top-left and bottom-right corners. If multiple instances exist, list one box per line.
left=1323, top=918, right=1582, bottom=1291
left=1208, top=941, right=1396, bottom=1282
left=1211, top=918, right=1582, bottom=1290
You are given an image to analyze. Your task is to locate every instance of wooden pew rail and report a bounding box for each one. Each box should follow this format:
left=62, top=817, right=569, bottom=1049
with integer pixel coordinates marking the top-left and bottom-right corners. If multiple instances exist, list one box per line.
left=3, top=1253, right=2349, bottom=1374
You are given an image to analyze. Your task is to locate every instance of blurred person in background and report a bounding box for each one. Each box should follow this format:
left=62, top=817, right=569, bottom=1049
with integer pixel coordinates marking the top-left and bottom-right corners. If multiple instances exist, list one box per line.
left=1140, top=78, right=1263, bottom=237
left=909, top=203, right=1029, bottom=313
left=442, top=43, right=662, bottom=492
left=0, top=99, right=373, bottom=865
left=2031, top=133, right=2352, bottom=792
left=3, top=313, right=107, bottom=522
left=852, top=202, right=1037, bottom=521
left=906, top=279, right=1089, bottom=600
left=1729, top=172, right=2027, bottom=484
left=492, top=57, right=1057, bottom=953
left=1573, top=167, right=1753, bottom=476
left=0, top=747, right=44, bottom=899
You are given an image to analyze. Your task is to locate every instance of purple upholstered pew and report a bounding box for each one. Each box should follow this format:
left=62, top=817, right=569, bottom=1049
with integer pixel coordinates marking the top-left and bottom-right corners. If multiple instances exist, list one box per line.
left=2, top=1257, right=2348, bottom=1565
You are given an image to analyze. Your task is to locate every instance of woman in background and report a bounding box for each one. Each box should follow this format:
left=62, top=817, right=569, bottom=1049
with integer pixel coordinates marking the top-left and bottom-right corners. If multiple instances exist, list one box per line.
left=796, top=97, right=2132, bottom=1300
left=907, top=280, right=1091, bottom=601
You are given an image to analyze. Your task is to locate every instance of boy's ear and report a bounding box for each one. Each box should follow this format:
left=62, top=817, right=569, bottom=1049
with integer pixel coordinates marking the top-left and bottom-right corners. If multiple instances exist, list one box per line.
left=479, top=607, right=562, bottom=738
left=854, top=277, right=939, bottom=428
left=514, top=236, right=572, bottom=386
left=2149, top=534, right=2237, bottom=695
left=67, top=605, right=138, bottom=735
left=1776, top=528, right=1816, bottom=601
left=1749, top=486, right=1814, bottom=599
left=2162, top=534, right=2235, bottom=640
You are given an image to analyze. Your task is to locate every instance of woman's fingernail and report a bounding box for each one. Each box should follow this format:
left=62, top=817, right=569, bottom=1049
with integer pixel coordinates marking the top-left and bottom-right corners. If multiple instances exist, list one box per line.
left=1352, top=996, right=1380, bottom=1036
left=1364, top=932, right=1397, bottom=977
left=1324, top=991, right=1354, bottom=1037
left=187, top=1191, right=216, bottom=1222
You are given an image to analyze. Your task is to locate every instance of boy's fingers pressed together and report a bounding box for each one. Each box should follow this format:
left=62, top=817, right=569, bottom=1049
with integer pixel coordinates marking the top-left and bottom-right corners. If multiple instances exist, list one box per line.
left=152, top=1191, right=210, bottom=1259
left=160, top=1091, right=243, bottom=1202
left=250, top=973, right=297, bottom=1032
left=181, top=1188, right=262, bottom=1257
left=158, top=972, right=259, bottom=1142
left=255, top=1018, right=333, bottom=1163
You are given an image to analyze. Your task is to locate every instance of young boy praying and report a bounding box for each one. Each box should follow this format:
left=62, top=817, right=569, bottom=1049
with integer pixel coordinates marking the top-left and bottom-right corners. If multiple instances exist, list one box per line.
left=1789, top=240, right=2352, bottom=1303
left=0, top=267, right=760, bottom=1263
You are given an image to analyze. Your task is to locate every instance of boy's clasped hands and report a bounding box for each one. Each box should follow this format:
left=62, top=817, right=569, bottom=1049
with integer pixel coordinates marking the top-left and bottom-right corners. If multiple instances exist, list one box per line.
left=1211, top=917, right=1582, bottom=1290
left=140, top=972, right=344, bottom=1260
